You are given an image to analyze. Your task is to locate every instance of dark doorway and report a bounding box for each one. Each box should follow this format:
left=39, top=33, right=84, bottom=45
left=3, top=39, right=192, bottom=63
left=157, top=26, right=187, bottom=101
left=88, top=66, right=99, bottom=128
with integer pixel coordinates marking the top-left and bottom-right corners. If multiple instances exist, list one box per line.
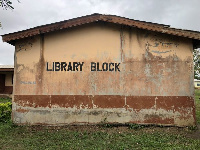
left=0, top=74, right=5, bottom=93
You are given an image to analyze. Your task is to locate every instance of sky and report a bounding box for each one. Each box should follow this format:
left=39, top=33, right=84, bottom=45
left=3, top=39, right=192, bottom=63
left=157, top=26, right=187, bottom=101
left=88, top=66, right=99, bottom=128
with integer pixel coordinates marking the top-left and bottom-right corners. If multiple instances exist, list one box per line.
left=0, top=0, right=200, bottom=65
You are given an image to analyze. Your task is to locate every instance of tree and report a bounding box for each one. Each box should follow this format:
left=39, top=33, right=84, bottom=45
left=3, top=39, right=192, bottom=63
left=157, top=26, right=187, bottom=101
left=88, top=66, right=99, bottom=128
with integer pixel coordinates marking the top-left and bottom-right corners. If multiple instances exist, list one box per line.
left=194, top=48, right=200, bottom=80
left=0, top=0, right=14, bottom=10
left=0, top=0, right=15, bottom=27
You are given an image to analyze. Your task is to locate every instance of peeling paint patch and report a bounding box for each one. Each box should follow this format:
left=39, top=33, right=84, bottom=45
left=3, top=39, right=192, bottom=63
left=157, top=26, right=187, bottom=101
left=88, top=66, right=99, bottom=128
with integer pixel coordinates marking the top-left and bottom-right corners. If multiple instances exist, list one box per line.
left=16, top=108, right=29, bottom=113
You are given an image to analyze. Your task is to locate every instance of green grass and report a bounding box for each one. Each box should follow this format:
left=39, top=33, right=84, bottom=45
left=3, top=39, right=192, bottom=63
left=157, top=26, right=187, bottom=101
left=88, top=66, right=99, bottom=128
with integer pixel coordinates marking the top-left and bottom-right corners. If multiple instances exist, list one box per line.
left=195, top=90, right=200, bottom=122
left=0, top=121, right=200, bottom=150
left=195, top=89, right=200, bottom=124
left=0, top=94, right=200, bottom=150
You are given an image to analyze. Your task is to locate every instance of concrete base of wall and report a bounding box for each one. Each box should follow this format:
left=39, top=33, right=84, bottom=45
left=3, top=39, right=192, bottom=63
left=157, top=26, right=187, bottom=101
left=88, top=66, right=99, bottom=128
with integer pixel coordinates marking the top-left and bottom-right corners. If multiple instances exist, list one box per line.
left=12, top=95, right=196, bottom=126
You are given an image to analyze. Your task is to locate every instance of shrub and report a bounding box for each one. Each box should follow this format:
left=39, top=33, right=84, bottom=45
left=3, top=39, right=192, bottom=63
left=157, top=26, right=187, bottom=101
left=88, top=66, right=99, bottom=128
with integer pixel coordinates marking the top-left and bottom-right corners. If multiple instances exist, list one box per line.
left=0, top=97, right=11, bottom=103
left=0, top=102, right=12, bottom=122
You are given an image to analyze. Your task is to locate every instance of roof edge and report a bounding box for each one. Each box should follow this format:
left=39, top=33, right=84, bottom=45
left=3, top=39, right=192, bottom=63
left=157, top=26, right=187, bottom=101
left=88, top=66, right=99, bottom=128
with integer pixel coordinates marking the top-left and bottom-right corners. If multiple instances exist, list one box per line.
left=2, top=13, right=200, bottom=45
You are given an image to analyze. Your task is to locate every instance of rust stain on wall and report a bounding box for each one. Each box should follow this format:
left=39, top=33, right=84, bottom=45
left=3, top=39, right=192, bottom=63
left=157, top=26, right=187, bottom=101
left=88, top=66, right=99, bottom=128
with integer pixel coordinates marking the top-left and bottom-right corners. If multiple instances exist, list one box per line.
left=120, top=26, right=124, bottom=62
left=36, top=34, right=45, bottom=95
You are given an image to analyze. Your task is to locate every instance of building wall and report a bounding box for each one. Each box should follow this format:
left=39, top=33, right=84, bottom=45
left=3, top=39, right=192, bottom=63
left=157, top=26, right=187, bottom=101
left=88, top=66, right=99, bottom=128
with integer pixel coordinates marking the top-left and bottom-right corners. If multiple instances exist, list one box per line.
left=13, top=22, right=195, bottom=126
left=5, top=72, right=13, bottom=86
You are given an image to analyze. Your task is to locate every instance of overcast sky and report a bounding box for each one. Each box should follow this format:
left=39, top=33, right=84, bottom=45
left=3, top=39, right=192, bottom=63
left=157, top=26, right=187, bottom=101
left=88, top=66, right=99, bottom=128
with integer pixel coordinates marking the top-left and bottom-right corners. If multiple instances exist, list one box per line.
left=0, top=0, right=200, bottom=65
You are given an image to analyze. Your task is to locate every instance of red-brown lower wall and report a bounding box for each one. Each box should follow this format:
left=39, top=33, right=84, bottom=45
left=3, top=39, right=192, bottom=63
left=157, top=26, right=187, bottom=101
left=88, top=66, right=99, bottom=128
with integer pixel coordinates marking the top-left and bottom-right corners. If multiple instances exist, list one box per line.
left=13, top=95, right=196, bottom=126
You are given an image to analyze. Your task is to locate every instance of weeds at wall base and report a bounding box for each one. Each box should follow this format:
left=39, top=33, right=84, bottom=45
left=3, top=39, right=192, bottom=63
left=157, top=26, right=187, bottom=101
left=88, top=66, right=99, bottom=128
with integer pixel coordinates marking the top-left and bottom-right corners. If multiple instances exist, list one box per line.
left=0, top=102, right=12, bottom=123
left=188, top=125, right=198, bottom=131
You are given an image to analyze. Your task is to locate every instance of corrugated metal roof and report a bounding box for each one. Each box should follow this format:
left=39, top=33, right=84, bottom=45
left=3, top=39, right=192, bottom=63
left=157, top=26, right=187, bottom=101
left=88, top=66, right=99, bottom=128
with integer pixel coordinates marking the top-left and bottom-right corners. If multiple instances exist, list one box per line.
left=0, top=65, right=14, bottom=69
left=2, top=13, right=200, bottom=45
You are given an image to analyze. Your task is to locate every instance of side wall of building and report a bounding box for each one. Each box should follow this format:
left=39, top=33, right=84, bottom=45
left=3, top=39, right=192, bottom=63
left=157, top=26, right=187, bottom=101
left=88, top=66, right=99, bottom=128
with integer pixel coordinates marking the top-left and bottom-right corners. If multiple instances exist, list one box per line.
left=12, top=22, right=195, bottom=126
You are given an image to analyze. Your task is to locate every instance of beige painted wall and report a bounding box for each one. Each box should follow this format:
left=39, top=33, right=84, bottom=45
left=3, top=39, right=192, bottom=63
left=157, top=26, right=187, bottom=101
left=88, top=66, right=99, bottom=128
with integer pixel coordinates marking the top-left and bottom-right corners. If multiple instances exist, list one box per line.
left=5, top=72, right=13, bottom=86
left=13, top=22, right=195, bottom=126
left=14, top=23, right=193, bottom=96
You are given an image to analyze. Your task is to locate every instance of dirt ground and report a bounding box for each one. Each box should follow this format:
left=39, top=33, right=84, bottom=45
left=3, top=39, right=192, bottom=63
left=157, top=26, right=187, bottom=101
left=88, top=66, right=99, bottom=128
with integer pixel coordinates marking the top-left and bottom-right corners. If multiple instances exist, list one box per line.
left=186, top=125, right=200, bottom=139
left=24, top=123, right=200, bottom=140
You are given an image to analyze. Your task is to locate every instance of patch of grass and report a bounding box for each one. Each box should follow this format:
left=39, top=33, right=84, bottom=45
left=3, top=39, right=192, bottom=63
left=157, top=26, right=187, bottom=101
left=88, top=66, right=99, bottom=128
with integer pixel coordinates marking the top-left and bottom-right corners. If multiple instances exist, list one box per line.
left=0, top=123, right=200, bottom=150
left=0, top=98, right=11, bottom=103
left=195, top=89, right=200, bottom=124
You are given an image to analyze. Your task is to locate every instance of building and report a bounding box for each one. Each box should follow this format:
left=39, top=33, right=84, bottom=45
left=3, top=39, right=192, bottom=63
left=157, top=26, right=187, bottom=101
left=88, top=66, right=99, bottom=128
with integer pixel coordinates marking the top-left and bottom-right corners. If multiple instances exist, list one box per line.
left=194, top=79, right=200, bottom=89
left=0, top=65, right=14, bottom=96
left=2, top=14, right=200, bottom=126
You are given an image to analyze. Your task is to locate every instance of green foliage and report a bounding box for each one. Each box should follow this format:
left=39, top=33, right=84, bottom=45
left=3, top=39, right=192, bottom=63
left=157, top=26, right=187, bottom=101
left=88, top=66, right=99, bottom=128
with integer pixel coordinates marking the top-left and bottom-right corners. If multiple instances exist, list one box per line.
left=194, top=49, right=200, bottom=79
left=126, top=123, right=145, bottom=129
left=195, top=90, right=200, bottom=124
left=0, top=102, right=12, bottom=122
left=100, top=117, right=114, bottom=128
left=0, top=97, right=11, bottom=103
left=188, top=125, right=198, bottom=131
